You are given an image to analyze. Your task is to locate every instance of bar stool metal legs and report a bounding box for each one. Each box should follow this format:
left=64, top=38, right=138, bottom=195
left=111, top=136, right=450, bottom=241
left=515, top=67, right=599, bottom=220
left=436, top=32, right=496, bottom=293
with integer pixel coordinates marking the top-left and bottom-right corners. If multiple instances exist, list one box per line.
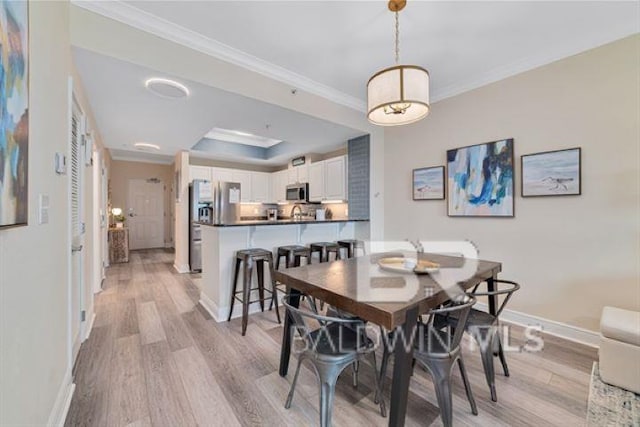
left=228, top=248, right=281, bottom=336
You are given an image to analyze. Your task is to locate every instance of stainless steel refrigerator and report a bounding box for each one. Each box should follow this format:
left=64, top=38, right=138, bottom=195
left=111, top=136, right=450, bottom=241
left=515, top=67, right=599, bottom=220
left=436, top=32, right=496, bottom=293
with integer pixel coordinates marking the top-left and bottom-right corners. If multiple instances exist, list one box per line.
left=189, top=180, right=241, bottom=272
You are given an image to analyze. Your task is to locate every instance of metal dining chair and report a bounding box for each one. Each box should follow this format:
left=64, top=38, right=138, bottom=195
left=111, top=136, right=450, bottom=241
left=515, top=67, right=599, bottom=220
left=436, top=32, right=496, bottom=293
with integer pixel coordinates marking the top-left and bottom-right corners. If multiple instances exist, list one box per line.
left=442, top=279, right=520, bottom=402
left=376, top=295, right=478, bottom=427
left=282, top=295, right=385, bottom=427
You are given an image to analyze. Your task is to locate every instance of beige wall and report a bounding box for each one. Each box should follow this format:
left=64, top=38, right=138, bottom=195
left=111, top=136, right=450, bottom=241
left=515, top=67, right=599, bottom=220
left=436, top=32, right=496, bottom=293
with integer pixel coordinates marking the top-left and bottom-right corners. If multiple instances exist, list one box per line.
left=0, top=1, right=73, bottom=424
left=110, top=160, right=174, bottom=247
left=384, top=35, right=640, bottom=332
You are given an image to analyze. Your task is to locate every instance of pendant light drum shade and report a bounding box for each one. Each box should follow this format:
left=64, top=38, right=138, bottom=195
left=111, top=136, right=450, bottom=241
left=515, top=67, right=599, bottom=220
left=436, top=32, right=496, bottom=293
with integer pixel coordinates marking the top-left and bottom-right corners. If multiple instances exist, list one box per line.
left=367, top=65, right=430, bottom=126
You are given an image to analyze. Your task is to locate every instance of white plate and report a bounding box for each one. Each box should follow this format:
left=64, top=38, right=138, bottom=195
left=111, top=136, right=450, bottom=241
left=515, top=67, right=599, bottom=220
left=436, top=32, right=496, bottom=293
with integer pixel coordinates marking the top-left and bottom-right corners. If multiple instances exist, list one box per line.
left=377, top=257, right=439, bottom=275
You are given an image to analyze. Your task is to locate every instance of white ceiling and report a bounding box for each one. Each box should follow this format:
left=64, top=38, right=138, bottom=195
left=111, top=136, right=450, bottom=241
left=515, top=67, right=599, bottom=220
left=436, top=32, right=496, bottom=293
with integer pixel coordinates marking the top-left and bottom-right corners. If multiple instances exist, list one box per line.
left=121, top=0, right=639, bottom=103
left=73, top=48, right=364, bottom=165
left=73, top=1, right=638, bottom=164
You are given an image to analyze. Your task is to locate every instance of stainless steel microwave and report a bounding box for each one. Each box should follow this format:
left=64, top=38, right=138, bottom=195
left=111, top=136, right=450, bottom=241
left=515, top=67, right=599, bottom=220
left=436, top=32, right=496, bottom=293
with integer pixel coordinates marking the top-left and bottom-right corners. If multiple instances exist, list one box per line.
left=286, top=183, right=309, bottom=203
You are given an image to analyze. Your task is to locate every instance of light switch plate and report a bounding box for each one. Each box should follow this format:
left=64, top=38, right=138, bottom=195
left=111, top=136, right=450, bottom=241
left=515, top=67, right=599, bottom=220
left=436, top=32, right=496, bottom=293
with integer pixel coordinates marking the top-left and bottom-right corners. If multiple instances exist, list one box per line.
left=55, top=152, right=67, bottom=175
left=38, top=194, right=50, bottom=224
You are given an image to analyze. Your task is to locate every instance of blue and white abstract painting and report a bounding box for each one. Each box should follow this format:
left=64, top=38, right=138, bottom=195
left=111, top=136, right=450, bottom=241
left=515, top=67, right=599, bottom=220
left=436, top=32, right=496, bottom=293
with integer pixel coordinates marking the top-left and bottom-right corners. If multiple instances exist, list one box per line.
left=447, top=139, right=514, bottom=217
left=522, top=148, right=581, bottom=197
left=0, top=0, right=28, bottom=227
left=413, top=166, right=444, bottom=200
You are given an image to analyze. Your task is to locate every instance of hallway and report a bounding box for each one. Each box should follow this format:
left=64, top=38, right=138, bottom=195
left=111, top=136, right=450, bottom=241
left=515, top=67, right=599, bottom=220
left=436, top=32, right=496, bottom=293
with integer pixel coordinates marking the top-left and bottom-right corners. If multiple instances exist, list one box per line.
left=65, top=249, right=597, bottom=427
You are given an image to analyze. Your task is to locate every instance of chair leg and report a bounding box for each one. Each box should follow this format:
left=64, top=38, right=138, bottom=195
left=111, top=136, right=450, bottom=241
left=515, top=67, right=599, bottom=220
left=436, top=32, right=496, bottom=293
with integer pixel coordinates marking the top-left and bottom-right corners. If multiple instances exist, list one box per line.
left=425, top=358, right=454, bottom=427
left=275, top=253, right=281, bottom=271
left=267, top=254, right=280, bottom=324
left=497, top=336, right=510, bottom=377
left=478, top=331, right=498, bottom=402
left=228, top=258, right=241, bottom=322
left=368, top=351, right=387, bottom=417
left=352, top=361, right=359, bottom=387
left=315, top=363, right=345, bottom=427
left=457, top=356, right=478, bottom=415
left=241, top=259, right=252, bottom=336
left=375, top=337, right=390, bottom=405
left=257, top=260, right=265, bottom=312
left=285, top=357, right=304, bottom=409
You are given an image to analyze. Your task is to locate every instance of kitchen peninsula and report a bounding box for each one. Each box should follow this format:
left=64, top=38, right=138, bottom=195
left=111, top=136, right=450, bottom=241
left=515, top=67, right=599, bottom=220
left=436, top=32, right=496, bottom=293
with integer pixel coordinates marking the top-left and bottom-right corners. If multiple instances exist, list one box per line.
left=197, top=219, right=368, bottom=322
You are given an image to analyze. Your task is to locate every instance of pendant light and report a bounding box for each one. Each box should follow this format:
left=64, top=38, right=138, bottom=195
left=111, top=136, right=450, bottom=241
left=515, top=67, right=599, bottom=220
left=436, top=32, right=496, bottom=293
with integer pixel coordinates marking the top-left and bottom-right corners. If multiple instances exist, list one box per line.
left=367, top=0, right=430, bottom=126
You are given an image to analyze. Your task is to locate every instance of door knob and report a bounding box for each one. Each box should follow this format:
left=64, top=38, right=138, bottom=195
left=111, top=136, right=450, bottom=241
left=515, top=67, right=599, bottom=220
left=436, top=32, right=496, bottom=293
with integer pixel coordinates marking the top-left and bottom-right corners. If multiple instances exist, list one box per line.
left=72, top=244, right=83, bottom=253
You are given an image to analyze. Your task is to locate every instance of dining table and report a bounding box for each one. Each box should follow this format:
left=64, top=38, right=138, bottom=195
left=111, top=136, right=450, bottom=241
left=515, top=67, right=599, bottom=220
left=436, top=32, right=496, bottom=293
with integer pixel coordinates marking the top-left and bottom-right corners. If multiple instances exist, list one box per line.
left=276, top=251, right=502, bottom=427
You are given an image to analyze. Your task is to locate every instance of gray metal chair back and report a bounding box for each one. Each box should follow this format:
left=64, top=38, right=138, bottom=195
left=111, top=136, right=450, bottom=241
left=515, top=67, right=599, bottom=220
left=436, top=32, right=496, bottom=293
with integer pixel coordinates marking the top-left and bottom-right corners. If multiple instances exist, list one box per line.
left=282, top=295, right=385, bottom=426
left=376, top=295, right=478, bottom=427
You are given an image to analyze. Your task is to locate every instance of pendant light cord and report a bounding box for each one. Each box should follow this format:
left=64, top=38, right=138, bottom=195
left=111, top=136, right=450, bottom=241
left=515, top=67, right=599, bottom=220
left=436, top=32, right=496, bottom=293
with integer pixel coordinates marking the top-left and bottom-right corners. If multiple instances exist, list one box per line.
left=394, top=11, right=400, bottom=64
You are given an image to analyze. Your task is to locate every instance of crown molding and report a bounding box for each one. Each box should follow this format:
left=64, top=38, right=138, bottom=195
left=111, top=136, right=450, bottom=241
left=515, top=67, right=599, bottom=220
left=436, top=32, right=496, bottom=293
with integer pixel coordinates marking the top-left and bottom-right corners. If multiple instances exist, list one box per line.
left=71, top=0, right=367, bottom=112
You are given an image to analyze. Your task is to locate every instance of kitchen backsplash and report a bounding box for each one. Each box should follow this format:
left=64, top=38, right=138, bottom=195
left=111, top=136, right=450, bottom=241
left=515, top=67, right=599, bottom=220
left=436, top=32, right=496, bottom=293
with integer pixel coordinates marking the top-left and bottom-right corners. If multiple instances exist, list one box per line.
left=239, top=202, right=348, bottom=219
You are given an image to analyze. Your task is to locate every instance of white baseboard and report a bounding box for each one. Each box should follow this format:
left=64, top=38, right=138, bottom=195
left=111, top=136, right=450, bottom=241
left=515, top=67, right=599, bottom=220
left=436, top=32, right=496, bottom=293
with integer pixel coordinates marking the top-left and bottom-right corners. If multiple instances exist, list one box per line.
left=199, top=292, right=266, bottom=323
left=83, top=312, right=96, bottom=342
left=476, top=302, right=600, bottom=348
left=173, top=263, right=190, bottom=274
left=46, top=370, right=75, bottom=427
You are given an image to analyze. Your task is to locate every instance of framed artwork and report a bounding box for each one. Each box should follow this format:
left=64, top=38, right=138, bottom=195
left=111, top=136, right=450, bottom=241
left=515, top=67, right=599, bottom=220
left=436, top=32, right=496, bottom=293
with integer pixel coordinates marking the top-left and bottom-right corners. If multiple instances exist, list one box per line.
left=521, top=148, right=581, bottom=197
left=412, top=166, right=445, bottom=200
left=447, top=138, right=514, bottom=217
left=0, top=1, right=29, bottom=228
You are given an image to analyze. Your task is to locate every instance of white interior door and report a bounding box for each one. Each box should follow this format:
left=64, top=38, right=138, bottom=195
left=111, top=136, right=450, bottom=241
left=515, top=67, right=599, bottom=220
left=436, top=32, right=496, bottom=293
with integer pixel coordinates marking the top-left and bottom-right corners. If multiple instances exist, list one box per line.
left=70, top=97, right=85, bottom=361
left=128, top=179, right=164, bottom=250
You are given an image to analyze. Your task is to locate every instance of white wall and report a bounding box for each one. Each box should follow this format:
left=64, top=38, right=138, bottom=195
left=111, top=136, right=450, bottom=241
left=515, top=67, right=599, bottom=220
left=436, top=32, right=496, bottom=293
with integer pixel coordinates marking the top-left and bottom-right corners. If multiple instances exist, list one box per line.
left=383, top=35, right=640, bottom=332
left=0, top=1, right=73, bottom=424
left=174, top=151, right=190, bottom=272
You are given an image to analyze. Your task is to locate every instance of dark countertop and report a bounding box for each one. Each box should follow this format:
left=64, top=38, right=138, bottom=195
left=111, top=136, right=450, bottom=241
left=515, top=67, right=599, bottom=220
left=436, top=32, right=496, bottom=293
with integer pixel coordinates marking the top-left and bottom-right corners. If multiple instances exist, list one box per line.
left=195, top=218, right=369, bottom=227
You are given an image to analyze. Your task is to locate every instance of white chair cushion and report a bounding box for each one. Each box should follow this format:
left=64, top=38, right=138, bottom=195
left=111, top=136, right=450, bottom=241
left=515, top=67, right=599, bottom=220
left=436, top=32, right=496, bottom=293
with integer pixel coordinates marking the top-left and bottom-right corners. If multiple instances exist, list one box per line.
left=600, top=306, right=640, bottom=346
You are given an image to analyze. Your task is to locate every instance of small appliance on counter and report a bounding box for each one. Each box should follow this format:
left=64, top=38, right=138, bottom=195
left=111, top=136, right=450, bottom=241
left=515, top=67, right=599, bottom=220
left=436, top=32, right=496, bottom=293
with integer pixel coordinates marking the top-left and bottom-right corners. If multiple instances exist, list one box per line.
left=267, top=208, right=278, bottom=221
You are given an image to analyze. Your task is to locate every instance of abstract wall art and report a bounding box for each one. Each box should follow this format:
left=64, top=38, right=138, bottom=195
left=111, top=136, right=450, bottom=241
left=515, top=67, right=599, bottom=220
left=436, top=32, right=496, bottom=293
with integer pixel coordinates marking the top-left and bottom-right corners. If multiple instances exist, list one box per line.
left=0, top=1, right=29, bottom=228
left=447, top=139, right=514, bottom=217
left=413, top=166, right=445, bottom=200
left=521, top=148, right=581, bottom=197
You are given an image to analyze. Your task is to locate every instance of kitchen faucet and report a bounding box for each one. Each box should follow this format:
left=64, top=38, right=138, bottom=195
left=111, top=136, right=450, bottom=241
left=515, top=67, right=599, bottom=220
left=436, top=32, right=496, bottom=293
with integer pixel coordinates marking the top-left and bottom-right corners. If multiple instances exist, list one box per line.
left=290, top=204, right=303, bottom=221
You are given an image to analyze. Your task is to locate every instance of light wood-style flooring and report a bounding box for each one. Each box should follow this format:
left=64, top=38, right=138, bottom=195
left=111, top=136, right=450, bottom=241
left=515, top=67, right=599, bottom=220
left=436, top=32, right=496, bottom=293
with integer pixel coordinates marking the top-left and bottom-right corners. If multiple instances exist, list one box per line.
left=65, top=249, right=597, bottom=426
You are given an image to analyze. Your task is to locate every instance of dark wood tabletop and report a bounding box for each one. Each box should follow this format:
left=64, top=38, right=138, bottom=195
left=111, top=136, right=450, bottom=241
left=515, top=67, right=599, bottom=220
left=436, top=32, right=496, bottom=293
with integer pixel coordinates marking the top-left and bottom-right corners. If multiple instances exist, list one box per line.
left=274, top=251, right=502, bottom=329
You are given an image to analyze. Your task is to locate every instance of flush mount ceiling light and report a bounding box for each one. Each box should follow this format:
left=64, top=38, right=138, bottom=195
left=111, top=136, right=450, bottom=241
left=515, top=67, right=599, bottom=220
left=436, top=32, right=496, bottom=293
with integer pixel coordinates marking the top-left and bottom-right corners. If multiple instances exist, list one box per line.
left=134, top=142, right=161, bottom=151
left=367, top=0, right=430, bottom=126
left=144, top=77, right=190, bottom=99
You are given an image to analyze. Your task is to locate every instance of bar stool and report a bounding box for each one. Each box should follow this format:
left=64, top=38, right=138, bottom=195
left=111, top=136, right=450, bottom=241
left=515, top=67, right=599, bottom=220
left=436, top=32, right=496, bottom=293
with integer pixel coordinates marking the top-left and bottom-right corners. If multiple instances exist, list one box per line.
left=270, top=245, right=312, bottom=311
left=275, top=245, right=312, bottom=270
left=309, top=242, right=342, bottom=263
left=337, top=239, right=366, bottom=259
left=228, top=248, right=281, bottom=336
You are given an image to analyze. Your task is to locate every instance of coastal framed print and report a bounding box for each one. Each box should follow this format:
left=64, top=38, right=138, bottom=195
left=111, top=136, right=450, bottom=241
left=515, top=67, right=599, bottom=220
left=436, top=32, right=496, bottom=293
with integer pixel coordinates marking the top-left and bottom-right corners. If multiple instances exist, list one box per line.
left=521, top=148, right=581, bottom=197
left=0, top=1, right=29, bottom=228
left=413, top=166, right=445, bottom=200
left=447, top=138, right=514, bottom=217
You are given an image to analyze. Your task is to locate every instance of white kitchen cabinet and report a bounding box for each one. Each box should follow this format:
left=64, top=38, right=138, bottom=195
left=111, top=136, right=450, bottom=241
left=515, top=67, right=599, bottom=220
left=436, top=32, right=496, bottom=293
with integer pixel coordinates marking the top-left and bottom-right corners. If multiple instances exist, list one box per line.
left=308, top=162, right=325, bottom=202
left=286, top=164, right=309, bottom=184
left=308, top=155, right=347, bottom=202
left=190, top=165, right=211, bottom=182
left=271, top=170, right=287, bottom=203
left=231, top=170, right=252, bottom=202
left=211, top=167, right=233, bottom=183
left=324, top=156, right=347, bottom=201
left=251, top=172, right=271, bottom=202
